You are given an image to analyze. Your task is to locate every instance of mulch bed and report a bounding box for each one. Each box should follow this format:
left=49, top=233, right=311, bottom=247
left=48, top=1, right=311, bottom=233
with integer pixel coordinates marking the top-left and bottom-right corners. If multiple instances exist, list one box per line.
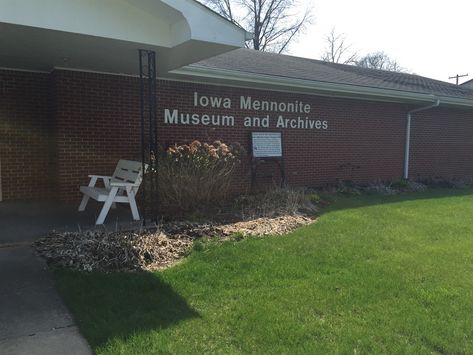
left=34, top=215, right=314, bottom=272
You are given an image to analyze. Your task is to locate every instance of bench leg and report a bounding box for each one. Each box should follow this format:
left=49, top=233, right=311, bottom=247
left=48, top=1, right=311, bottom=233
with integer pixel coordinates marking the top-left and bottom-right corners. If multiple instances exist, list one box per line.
left=112, top=189, right=124, bottom=209
left=78, top=195, right=90, bottom=212
left=96, top=187, right=118, bottom=225
left=126, top=187, right=140, bottom=221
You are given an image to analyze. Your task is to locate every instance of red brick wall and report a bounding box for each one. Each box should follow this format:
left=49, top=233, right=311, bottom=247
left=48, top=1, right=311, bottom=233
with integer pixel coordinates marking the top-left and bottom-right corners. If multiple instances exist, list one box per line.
left=410, top=107, right=473, bottom=179
left=52, top=71, right=410, bottom=203
left=157, top=80, right=408, bottom=190
left=53, top=70, right=142, bottom=203
left=0, top=70, right=55, bottom=200
left=2, top=68, right=473, bottom=204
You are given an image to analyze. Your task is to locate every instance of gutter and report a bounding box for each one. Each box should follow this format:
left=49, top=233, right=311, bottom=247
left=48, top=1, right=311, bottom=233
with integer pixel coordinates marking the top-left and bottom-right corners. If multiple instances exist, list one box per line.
left=171, top=66, right=473, bottom=108
left=403, top=98, right=441, bottom=179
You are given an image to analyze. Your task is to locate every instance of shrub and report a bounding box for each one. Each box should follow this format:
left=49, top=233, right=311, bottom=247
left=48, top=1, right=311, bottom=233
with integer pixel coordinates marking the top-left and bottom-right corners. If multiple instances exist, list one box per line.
left=157, top=140, right=245, bottom=216
left=364, top=181, right=397, bottom=195
left=336, top=179, right=362, bottom=195
left=405, top=180, right=428, bottom=192
left=308, top=192, right=321, bottom=204
left=390, top=179, right=409, bottom=189
left=417, top=176, right=473, bottom=189
left=364, top=179, right=427, bottom=195
left=236, top=186, right=317, bottom=219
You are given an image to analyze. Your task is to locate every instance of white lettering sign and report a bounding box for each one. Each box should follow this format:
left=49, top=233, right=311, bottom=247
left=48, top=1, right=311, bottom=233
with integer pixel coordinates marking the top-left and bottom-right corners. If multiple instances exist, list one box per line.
left=164, top=109, right=234, bottom=126
left=194, top=92, right=232, bottom=109
left=164, top=92, right=328, bottom=130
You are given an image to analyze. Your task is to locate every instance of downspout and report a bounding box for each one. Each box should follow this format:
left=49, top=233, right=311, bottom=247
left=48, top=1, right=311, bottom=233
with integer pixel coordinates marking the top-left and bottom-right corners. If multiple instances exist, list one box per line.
left=403, top=97, right=441, bottom=179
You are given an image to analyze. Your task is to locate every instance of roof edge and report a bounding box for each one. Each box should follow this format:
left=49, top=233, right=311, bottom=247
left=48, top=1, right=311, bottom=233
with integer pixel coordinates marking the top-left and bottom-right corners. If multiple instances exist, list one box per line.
left=171, top=65, right=473, bottom=109
left=188, top=0, right=252, bottom=40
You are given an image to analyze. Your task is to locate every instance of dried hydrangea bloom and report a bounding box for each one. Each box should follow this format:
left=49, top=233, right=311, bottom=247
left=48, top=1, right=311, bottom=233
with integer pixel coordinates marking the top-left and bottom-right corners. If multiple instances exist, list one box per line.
left=219, top=144, right=230, bottom=155
left=189, top=140, right=201, bottom=154
left=208, top=147, right=219, bottom=159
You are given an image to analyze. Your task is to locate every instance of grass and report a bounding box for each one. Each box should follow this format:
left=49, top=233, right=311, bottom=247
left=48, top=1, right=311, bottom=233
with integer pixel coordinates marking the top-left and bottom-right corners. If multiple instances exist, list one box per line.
left=55, top=188, right=473, bottom=354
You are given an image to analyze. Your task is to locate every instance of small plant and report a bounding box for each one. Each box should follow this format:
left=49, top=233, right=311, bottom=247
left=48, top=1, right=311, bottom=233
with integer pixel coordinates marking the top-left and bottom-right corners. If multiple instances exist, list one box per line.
left=192, top=240, right=205, bottom=252
left=230, top=232, right=245, bottom=242
left=391, top=179, right=409, bottom=189
left=308, top=192, right=321, bottom=204
left=336, top=179, right=362, bottom=195
left=418, top=176, right=454, bottom=188
left=364, top=179, right=427, bottom=195
left=405, top=180, right=428, bottom=192
left=415, top=176, right=473, bottom=189
left=364, top=181, right=397, bottom=195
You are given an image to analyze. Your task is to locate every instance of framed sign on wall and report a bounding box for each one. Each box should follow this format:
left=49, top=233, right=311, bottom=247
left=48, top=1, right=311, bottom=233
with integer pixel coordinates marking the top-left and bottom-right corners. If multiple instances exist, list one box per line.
left=251, top=132, right=282, bottom=158
left=250, top=132, right=285, bottom=189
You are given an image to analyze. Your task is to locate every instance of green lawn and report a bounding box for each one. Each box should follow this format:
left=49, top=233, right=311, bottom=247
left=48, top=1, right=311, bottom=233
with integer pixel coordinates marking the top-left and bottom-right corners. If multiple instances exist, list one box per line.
left=55, top=188, right=473, bottom=354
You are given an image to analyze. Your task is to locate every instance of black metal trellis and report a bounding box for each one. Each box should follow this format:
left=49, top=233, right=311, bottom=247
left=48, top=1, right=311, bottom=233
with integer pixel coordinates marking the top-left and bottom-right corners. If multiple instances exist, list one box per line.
left=139, top=49, right=158, bottom=224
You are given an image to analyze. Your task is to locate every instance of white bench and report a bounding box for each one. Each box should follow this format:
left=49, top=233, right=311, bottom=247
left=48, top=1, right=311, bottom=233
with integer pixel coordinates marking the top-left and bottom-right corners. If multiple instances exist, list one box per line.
left=78, top=160, right=148, bottom=225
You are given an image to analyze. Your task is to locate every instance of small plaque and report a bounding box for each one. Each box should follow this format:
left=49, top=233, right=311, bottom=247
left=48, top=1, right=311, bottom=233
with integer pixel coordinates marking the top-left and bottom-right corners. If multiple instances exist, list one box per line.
left=251, top=132, right=282, bottom=158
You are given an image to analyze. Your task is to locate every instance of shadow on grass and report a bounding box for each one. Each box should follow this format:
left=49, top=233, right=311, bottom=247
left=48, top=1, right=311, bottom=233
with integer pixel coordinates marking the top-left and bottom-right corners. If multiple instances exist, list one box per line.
left=54, top=270, right=199, bottom=349
left=319, top=187, right=473, bottom=215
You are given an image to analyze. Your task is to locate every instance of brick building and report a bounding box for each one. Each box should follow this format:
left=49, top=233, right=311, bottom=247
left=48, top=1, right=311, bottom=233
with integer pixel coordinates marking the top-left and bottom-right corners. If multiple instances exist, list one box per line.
left=2, top=0, right=473, bottom=205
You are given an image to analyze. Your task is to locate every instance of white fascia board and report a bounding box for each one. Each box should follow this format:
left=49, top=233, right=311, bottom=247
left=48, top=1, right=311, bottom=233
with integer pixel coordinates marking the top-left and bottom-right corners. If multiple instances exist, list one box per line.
left=161, top=0, right=249, bottom=47
left=171, top=66, right=473, bottom=109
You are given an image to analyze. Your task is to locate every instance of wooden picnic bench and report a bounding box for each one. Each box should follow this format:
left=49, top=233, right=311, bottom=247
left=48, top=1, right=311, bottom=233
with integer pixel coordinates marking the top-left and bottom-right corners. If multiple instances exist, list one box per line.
left=78, top=159, right=147, bottom=225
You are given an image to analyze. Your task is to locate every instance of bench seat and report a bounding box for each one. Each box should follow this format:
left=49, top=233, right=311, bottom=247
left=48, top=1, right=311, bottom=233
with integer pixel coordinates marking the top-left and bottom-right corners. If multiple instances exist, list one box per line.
left=80, top=186, right=130, bottom=203
left=78, top=159, right=147, bottom=224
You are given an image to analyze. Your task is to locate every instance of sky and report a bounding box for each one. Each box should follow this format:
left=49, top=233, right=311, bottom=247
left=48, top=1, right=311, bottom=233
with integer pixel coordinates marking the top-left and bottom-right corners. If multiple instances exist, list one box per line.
left=289, top=0, right=472, bottom=83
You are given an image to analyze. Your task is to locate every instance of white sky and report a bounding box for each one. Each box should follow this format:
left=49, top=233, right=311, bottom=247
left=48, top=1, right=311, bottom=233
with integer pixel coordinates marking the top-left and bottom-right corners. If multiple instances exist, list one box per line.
left=289, top=0, right=472, bottom=83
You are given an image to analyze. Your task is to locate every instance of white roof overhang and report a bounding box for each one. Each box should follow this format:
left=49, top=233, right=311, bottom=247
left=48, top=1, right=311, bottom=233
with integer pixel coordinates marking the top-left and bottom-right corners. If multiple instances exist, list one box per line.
left=0, top=0, right=250, bottom=74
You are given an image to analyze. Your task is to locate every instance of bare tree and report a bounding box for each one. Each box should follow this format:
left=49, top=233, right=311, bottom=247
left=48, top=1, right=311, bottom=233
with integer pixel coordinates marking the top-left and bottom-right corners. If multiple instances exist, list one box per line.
left=355, top=51, right=405, bottom=72
left=320, top=28, right=357, bottom=64
left=205, top=0, right=236, bottom=21
left=201, top=0, right=312, bottom=53
left=320, top=30, right=406, bottom=73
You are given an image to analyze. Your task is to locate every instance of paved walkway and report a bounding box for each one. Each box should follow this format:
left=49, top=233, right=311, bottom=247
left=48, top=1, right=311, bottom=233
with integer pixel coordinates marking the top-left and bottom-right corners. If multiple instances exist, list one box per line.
left=0, top=200, right=140, bottom=355
left=0, top=246, right=92, bottom=355
left=0, top=200, right=140, bottom=245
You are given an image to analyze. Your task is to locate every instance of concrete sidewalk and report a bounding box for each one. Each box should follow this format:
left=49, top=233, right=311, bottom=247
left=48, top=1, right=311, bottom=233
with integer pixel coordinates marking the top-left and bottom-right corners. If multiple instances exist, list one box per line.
left=0, top=200, right=146, bottom=354
left=0, top=200, right=140, bottom=245
left=0, top=201, right=129, bottom=355
left=0, top=246, right=92, bottom=355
